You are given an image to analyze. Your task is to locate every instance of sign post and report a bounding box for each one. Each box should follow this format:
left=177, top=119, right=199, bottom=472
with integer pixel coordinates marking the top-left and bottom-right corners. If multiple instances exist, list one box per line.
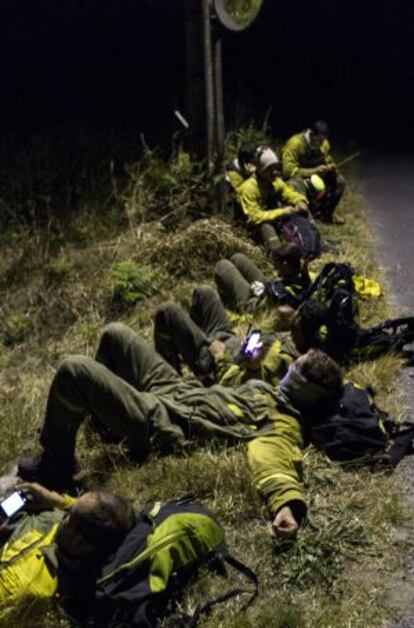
left=185, top=0, right=263, bottom=195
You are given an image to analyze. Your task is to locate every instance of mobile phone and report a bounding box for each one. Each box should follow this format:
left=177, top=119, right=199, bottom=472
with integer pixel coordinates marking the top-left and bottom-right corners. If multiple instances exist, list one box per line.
left=0, top=490, right=28, bottom=521
left=241, top=330, right=263, bottom=357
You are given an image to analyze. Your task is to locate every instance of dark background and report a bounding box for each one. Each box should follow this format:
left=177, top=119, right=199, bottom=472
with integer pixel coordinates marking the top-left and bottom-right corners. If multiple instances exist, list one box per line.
left=0, top=0, right=413, bottom=150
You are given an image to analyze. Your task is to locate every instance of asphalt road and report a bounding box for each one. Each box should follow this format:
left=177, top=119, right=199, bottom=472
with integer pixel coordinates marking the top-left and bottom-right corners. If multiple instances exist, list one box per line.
left=358, top=154, right=414, bottom=626
left=358, top=154, right=414, bottom=312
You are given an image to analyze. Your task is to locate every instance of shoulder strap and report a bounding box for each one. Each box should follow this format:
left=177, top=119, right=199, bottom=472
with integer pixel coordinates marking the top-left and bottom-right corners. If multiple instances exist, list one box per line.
left=180, top=552, right=259, bottom=628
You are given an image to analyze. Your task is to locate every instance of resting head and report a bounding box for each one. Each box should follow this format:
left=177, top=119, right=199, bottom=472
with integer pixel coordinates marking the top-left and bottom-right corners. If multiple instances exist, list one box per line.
left=57, top=491, right=135, bottom=569
left=238, top=141, right=257, bottom=175
left=271, top=242, right=303, bottom=279
left=279, top=348, right=343, bottom=414
left=291, top=299, right=328, bottom=353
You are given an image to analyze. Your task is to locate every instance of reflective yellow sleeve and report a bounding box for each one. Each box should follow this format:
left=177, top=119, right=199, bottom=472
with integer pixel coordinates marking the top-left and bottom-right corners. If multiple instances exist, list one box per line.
left=321, top=139, right=335, bottom=165
left=238, top=183, right=288, bottom=225
left=274, top=179, right=308, bottom=206
left=247, top=415, right=306, bottom=516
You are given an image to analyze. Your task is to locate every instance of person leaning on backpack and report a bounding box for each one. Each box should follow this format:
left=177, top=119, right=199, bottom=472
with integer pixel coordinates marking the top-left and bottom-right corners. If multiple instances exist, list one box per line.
left=237, top=147, right=309, bottom=253
left=16, top=322, right=344, bottom=539
left=154, top=284, right=297, bottom=388
left=0, top=483, right=134, bottom=622
left=214, top=244, right=311, bottom=328
left=281, top=121, right=345, bottom=223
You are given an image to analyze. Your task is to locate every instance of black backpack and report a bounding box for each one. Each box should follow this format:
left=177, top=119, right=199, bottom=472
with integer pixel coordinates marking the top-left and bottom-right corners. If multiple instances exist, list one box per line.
left=305, top=263, right=360, bottom=361
left=309, top=383, right=414, bottom=466
left=88, top=497, right=258, bottom=628
left=279, top=214, right=322, bottom=260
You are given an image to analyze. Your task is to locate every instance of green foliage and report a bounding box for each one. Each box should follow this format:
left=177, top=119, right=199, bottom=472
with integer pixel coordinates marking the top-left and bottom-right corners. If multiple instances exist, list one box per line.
left=110, top=260, right=159, bottom=305
left=2, top=315, right=29, bottom=346
left=226, top=118, right=273, bottom=160
left=120, top=143, right=210, bottom=227
left=44, top=254, right=73, bottom=286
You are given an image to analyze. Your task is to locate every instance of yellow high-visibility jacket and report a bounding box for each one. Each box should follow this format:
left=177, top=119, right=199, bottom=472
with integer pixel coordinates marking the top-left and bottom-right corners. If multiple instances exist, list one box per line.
left=0, top=497, right=75, bottom=619
left=281, top=131, right=334, bottom=179
left=247, top=405, right=306, bottom=517
left=237, top=175, right=307, bottom=225
left=215, top=334, right=298, bottom=388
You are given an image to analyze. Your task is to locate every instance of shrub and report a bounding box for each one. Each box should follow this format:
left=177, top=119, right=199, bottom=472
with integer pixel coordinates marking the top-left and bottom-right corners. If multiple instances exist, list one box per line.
left=110, top=260, right=159, bottom=305
left=3, top=315, right=29, bottom=346
left=120, top=144, right=210, bottom=227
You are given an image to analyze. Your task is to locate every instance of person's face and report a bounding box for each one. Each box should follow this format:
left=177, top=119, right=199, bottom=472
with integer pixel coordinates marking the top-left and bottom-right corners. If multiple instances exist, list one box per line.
left=310, top=131, right=327, bottom=148
left=57, top=493, right=98, bottom=567
left=261, top=163, right=280, bottom=183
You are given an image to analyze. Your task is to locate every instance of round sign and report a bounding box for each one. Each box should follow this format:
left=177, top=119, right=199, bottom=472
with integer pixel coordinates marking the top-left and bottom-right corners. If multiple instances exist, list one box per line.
left=214, top=0, right=263, bottom=32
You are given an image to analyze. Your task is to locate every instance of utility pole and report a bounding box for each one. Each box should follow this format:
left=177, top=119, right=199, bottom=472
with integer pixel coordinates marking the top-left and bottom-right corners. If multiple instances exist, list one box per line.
left=185, top=1, right=264, bottom=189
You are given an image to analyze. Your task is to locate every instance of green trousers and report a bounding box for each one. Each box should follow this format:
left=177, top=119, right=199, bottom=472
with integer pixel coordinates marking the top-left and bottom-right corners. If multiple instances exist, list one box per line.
left=40, top=323, right=269, bottom=472
left=214, top=253, right=265, bottom=312
left=154, top=285, right=240, bottom=382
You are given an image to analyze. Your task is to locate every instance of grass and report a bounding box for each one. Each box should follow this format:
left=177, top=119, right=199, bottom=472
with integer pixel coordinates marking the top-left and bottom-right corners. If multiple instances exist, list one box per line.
left=0, top=141, right=412, bottom=627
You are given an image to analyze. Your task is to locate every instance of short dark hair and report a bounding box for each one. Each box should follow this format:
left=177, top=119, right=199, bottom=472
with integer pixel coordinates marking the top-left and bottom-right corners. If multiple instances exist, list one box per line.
left=79, top=492, right=135, bottom=557
left=297, top=348, right=343, bottom=399
left=238, top=142, right=256, bottom=166
left=271, top=243, right=302, bottom=271
left=294, top=300, right=327, bottom=345
left=312, top=120, right=330, bottom=136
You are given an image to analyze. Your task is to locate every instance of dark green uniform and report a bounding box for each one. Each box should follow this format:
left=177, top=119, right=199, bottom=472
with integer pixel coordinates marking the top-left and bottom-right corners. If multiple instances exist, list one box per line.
left=38, top=322, right=307, bottom=519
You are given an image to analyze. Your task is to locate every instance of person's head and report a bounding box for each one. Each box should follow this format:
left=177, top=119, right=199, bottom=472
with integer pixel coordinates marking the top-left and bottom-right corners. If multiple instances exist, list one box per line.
left=255, top=146, right=282, bottom=183
left=279, top=348, right=343, bottom=413
left=57, top=491, right=135, bottom=568
left=291, top=299, right=328, bottom=353
left=271, top=243, right=303, bottom=278
left=310, top=120, right=330, bottom=147
left=238, top=142, right=256, bottom=173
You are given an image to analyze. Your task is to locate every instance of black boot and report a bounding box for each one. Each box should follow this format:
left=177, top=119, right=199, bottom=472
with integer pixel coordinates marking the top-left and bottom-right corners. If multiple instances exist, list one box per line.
left=18, top=453, right=78, bottom=491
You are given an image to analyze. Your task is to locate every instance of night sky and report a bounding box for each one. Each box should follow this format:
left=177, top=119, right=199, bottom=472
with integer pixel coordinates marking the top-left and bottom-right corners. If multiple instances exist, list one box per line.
left=0, top=0, right=413, bottom=150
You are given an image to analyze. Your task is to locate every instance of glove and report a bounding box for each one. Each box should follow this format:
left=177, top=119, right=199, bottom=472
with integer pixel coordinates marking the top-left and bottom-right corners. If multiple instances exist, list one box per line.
left=250, top=280, right=266, bottom=298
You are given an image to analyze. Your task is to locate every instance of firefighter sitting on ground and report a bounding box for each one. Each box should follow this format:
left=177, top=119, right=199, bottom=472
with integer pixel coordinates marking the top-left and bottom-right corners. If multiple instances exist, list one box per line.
left=237, top=146, right=308, bottom=253
left=281, top=120, right=345, bottom=223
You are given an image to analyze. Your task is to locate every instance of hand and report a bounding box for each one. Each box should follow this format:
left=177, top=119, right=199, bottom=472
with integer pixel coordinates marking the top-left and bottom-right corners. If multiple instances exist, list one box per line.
left=315, top=164, right=330, bottom=175
left=295, top=203, right=309, bottom=215
left=250, top=280, right=266, bottom=298
left=283, top=206, right=300, bottom=217
left=17, top=482, right=70, bottom=510
left=208, top=340, right=226, bottom=359
left=271, top=506, right=299, bottom=538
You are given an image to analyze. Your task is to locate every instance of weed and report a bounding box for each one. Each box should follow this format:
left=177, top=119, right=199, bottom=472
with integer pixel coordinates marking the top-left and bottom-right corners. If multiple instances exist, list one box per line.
left=2, top=315, right=29, bottom=347
left=111, top=260, right=160, bottom=306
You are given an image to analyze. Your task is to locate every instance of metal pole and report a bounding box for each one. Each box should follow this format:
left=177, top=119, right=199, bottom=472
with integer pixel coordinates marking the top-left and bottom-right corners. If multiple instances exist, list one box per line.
left=213, top=28, right=226, bottom=212
left=202, top=0, right=215, bottom=171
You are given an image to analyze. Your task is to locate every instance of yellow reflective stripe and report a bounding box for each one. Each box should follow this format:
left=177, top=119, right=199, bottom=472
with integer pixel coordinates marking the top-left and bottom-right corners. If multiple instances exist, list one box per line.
left=257, top=472, right=294, bottom=488
left=292, top=167, right=299, bottom=176
left=227, top=403, right=245, bottom=418
left=147, top=501, right=162, bottom=519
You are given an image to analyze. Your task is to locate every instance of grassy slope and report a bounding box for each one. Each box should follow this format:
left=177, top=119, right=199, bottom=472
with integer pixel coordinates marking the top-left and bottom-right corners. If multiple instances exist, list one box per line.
left=0, top=177, right=411, bottom=627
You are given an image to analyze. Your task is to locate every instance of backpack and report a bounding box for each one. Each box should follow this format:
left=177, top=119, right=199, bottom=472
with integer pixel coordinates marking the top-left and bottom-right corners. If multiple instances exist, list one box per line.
left=355, top=317, right=414, bottom=360
left=89, top=497, right=258, bottom=628
left=309, top=383, right=414, bottom=466
left=279, top=214, right=322, bottom=260
left=305, top=263, right=360, bottom=361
